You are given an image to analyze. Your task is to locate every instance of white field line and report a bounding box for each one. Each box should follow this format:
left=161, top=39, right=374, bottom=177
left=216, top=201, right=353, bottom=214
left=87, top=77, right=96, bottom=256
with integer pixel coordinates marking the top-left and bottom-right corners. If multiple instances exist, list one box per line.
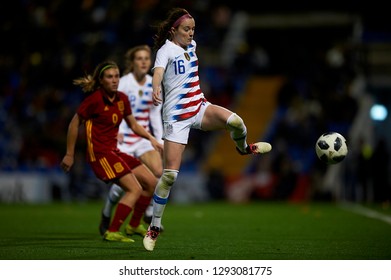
left=339, top=202, right=391, bottom=225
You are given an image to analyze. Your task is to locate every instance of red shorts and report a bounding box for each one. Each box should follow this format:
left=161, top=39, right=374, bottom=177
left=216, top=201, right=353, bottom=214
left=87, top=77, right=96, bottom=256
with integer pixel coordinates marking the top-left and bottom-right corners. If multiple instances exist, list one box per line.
left=88, top=149, right=141, bottom=183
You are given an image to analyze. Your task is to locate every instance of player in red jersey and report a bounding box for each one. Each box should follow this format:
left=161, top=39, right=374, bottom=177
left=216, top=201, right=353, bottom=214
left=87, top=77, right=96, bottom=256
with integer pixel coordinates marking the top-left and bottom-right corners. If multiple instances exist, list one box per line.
left=61, top=60, right=163, bottom=243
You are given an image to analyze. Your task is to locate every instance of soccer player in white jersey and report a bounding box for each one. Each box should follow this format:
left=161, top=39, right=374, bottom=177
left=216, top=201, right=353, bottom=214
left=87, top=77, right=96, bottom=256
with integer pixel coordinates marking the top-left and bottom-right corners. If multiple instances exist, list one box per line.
left=143, top=7, right=272, bottom=251
left=99, top=45, right=164, bottom=237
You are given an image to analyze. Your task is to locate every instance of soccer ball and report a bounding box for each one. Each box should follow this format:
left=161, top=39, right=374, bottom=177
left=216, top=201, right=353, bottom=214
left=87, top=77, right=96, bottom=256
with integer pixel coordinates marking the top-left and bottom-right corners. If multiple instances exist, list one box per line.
left=315, top=132, right=348, bottom=164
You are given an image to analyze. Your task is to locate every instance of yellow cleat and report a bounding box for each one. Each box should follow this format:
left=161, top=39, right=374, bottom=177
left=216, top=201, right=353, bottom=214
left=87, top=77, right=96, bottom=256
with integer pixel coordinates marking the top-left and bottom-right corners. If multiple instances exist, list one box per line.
left=125, top=224, right=147, bottom=237
left=103, top=231, right=135, bottom=243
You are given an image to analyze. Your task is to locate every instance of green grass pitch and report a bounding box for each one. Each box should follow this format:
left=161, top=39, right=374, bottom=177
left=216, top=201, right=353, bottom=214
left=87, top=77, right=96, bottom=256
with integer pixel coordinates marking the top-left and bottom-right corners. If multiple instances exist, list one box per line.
left=0, top=201, right=390, bottom=260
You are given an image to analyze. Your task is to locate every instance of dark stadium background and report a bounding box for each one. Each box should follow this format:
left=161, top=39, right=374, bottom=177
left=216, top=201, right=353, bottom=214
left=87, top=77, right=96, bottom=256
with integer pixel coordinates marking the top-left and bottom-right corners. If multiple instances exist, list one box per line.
left=1, top=0, right=390, bottom=205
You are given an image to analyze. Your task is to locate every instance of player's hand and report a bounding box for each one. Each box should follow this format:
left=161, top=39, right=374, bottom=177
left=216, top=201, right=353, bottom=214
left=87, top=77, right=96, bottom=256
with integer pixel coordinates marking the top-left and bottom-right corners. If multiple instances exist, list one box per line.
left=150, top=137, right=164, bottom=155
left=152, top=88, right=162, bottom=106
left=117, top=133, right=124, bottom=144
left=60, top=154, right=74, bottom=173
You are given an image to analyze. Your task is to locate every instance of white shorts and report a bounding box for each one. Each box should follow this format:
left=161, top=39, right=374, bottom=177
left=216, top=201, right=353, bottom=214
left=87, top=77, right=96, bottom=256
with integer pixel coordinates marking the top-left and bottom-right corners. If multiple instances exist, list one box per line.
left=118, top=138, right=155, bottom=158
left=163, top=100, right=210, bottom=144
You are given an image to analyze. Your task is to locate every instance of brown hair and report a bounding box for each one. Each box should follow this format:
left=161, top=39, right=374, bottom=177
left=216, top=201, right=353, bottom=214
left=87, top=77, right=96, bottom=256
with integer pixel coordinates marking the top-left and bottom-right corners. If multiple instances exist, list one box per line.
left=73, top=60, right=119, bottom=93
left=152, top=7, right=191, bottom=52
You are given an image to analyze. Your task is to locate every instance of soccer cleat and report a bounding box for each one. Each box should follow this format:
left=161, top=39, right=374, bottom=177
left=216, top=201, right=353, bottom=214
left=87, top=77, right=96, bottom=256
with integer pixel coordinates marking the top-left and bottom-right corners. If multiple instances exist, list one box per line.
left=125, top=224, right=147, bottom=237
left=143, top=226, right=160, bottom=251
left=236, top=142, right=272, bottom=155
left=99, top=213, right=111, bottom=236
left=103, top=231, right=135, bottom=243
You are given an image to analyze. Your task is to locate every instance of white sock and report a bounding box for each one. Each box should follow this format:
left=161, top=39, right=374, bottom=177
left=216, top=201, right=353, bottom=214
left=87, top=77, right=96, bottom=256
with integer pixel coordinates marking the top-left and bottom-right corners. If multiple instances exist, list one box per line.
left=151, top=169, right=178, bottom=228
left=144, top=199, right=153, bottom=217
left=226, top=113, right=248, bottom=152
left=102, top=184, right=124, bottom=217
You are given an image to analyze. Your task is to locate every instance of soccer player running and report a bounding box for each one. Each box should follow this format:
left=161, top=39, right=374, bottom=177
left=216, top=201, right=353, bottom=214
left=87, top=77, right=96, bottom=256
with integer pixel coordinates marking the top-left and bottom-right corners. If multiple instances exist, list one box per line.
left=99, top=45, right=165, bottom=237
left=143, top=7, right=272, bottom=251
left=61, top=61, right=163, bottom=243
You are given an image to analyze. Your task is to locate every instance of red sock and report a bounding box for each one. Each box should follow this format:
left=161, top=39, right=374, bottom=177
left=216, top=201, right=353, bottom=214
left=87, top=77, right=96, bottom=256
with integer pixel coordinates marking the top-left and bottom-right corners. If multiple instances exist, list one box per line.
left=108, top=203, right=132, bottom=232
left=129, top=195, right=151, bottom=228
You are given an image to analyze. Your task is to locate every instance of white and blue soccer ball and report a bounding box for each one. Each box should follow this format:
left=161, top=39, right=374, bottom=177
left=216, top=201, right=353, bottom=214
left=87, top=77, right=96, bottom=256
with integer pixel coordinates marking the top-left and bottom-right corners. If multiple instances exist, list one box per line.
left=315, top=132, right=348, bottom=164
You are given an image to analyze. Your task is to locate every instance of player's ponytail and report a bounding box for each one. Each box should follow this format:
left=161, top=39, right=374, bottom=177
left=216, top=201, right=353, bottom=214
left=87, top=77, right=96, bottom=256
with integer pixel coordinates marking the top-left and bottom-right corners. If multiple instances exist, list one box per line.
left=73, top=60, right=118, bottom=94
left=152, top=8, right=190, bottom=51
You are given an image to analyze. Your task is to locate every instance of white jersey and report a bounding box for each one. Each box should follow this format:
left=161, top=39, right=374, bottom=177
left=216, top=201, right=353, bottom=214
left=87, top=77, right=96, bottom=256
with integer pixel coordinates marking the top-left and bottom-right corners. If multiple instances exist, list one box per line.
left=153, top=39, right=205, bottom=122
left=118, top=73, right=163, bottom=146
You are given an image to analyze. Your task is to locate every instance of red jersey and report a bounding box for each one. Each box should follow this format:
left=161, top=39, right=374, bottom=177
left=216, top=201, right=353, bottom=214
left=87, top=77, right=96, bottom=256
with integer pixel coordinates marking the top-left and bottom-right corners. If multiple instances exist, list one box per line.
left=77, top=88, right=131, bottom=162
left=76, top=88, right=141, bottom=182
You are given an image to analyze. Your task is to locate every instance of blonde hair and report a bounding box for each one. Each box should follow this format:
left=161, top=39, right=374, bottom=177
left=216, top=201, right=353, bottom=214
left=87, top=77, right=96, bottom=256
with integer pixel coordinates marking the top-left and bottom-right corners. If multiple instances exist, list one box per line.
left=123, top=45, right=151, bottom=75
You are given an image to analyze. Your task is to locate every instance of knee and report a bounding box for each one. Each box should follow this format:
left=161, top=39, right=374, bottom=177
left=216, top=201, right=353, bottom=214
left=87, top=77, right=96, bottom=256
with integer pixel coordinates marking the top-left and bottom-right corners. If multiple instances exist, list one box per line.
left=118, top=174, right=142, bottom=196
left=134, top=186, right=142, bottom=197
left=152, top=167, right=163, bottom=179
left=227, top=113, right=245, bottom=130
left=124, top=183, right=142, bottom=198
left=155, top=169, right=178, bottom=197
left=159, top=169, right=178, bottom=191
left=161, top=169, right=178, bottom=186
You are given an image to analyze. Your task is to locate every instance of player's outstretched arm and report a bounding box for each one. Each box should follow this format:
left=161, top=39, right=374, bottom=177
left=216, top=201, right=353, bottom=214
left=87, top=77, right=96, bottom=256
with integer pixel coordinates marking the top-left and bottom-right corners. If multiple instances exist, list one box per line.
left=61, top=113, right=81, bottom=172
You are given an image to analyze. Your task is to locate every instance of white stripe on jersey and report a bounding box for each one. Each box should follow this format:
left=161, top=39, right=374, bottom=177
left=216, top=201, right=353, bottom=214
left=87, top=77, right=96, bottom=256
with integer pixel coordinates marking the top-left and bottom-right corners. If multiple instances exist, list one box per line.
left=118, top=73, right=163, bottom=145
left=153, top=39, right=205, bottom=122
